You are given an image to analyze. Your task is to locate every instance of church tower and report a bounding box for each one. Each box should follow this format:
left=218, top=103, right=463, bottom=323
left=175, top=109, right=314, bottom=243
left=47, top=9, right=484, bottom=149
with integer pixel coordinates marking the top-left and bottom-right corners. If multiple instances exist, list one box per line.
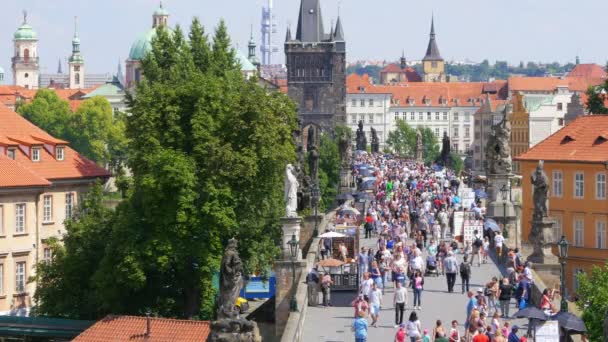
left=422, top=16, right=446, bottom=82
left=69, top=17, right=85, bottom=89
left=12, top=11, right=39, bottom=89
left=285, top=0, right=346, bottom=131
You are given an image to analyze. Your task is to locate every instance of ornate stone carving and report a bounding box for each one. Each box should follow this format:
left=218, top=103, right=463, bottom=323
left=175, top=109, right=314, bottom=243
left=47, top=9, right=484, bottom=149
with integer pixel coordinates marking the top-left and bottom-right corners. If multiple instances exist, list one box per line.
left=415, top=130, right=423, bottom=162
left=338, top=129, right=352, bottom=168
left=308, top=146, right=319, bottom=183
left=370, top=127, right=379, bottom=153
left=355, top=120, right=367, bottom=151
left=485, top=102, right=513, bottom=175
left=531, top=160, right=549, bottom=220
left=218, top=238, right=244, bottom=319
left=441, top=132, right=451, bottom=166
left=285, top=164, right=299, bottom=218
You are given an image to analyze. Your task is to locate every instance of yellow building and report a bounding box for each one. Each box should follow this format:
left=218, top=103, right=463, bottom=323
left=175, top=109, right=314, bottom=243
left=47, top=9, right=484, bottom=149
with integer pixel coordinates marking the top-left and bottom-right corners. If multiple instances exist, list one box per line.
left=0, top=105, right=109, bottom=315
left=515, top=115, right=608, bottom=295
left=510, top=93, right=529, bottom=174
left=421, top=18, right=446, bottom=83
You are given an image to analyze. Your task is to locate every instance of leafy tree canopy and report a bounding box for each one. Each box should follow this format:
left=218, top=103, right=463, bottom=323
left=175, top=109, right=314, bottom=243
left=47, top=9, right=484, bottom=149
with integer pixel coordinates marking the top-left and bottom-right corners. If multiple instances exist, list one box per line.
left=386, top=120, right=439, bottom=164
left=35, top=19, right=297, bottom=320
left=576, top=263, right=608, bottom=342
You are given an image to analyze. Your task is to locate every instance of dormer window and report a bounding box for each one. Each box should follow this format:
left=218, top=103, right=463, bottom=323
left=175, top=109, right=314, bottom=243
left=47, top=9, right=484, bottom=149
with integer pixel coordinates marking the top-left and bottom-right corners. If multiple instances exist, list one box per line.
left=32, top=147, right=41, bottom=162
left=7, top=148, right=16, bottom=160
left=408, top=98, right=415, bottom=105
left=56, top=146, right=65, bottom=161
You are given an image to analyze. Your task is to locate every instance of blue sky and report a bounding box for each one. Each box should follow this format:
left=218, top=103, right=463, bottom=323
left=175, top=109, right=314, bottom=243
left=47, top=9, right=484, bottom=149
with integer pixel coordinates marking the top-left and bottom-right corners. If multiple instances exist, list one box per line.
left=1, top=0, right=607, bottom=82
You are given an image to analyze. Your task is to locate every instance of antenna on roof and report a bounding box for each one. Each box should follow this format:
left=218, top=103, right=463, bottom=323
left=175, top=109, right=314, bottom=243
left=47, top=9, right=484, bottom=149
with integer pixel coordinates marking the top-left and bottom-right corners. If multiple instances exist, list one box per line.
left=23, top=10, right=27, bottom=24
left=74, top=16, right=78, bottom=37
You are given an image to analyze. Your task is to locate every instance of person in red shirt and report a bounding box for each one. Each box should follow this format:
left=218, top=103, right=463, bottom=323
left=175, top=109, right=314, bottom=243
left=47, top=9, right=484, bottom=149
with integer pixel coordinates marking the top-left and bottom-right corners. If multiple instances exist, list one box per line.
left=472, top=327, right=490, bottom=342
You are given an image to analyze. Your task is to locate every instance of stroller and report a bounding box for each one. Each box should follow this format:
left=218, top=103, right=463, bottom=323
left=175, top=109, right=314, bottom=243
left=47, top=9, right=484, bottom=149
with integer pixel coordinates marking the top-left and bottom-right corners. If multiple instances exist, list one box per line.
left=425, top=255, right=439, bottom=277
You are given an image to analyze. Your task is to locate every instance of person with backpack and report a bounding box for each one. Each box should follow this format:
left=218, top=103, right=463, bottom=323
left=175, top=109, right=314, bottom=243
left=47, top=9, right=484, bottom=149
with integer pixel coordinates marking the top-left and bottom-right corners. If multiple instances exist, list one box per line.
left=460, top=255, right=472, bottom=294
left=444, top=251, right=459, bottom=293
left=472, top=230, right=483, bottom=266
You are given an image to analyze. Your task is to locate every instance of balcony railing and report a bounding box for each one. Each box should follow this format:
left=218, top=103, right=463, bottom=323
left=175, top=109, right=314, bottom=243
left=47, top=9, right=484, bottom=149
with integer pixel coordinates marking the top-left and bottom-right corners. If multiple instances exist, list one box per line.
left=12, top=57, right=39, bottom=65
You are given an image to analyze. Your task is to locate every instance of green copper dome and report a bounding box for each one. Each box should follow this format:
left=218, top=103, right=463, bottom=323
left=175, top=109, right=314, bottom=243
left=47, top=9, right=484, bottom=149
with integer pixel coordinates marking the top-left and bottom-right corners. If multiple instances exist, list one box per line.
left=128, top=29, right=157, bottom=61
left=154, top=5, right=169, bottom=16
left=14, top=23, right=37, bottom=40
left=236, top=50, right=256, bottom=72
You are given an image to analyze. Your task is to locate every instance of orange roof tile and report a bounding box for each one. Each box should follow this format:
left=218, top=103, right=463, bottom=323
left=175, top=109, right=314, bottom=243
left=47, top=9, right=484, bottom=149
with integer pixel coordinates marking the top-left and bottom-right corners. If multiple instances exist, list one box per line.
left=73, top=315, right=211, bottom=342
left=567, top=64, right=607, bottom=80
left=380, top=64, right=422, bottom=82
left=0, top=154, right=50, bottom=188
left=0, top=86, right=96, bottom=111
left=0, top=104, right=110, bottom=185
left=514, top=115, right=608, bottom=163
left=347, top=74, right=506, bottom=107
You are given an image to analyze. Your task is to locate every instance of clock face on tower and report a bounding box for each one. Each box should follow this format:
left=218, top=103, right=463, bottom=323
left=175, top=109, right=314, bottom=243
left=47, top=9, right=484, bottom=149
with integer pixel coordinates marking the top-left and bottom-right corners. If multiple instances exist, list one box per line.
left=309, top=9, right=314, bottom=14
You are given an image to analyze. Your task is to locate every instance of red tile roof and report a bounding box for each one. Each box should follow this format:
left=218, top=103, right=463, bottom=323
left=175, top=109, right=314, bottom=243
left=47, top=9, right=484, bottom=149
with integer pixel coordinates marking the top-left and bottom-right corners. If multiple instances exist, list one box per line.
left=380, top=64, right=422, bottom=82
left=73, top=315, right=211, bottom=342
left=0, top=104, right=110, bottom=187
left=567, top=63, right=607, bottom=80
left=0, top=86, right=96, bottom=111
left=514, top=115, right=608, bottom=163
left=0, top=154, right=50, bottom=188
left=347, top=74, right=506, bottom=107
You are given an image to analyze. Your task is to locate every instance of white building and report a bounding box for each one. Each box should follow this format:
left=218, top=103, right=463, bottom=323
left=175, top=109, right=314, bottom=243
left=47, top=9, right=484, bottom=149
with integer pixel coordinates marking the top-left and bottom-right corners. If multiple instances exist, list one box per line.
left=346, top=74, right=507, bottom=154
left=12, top=13, right=39, bottom=89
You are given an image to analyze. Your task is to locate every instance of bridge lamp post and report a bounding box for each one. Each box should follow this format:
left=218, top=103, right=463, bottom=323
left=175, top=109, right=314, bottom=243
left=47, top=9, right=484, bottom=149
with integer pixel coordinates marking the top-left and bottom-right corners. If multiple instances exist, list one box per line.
left=288, top=233, right=299, bottom=312
left=312, top=183, right=320, bottom=237
left=558, top=235, right=569, bottom=313
left=500, top=184, right=509, bottom=240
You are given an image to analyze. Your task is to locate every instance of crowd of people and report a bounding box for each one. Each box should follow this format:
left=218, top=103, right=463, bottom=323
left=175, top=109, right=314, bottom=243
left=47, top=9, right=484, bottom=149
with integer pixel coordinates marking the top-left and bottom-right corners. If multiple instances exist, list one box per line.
left=330, top=154, right=540, bottom=342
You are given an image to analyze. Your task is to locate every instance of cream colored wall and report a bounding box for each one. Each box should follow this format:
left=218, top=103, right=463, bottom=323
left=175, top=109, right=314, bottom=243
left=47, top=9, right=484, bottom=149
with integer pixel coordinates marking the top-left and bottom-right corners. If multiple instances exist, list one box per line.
left=0, top=183, right=88, bottom=314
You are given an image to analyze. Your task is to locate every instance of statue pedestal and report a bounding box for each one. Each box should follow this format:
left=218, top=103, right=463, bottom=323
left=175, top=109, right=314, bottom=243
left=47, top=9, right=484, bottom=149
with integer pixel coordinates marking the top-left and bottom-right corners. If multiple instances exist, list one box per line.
left=371, top=142, right=379, bottom=154
left=486, top=173, right=515, bottom=220
left=527, top=217, right=558, bottom=264
left=207, top=319, right=262, bottom=342
left=339, top=169, right=352, bottom=194
left=281, top=216, right=302, bottom=261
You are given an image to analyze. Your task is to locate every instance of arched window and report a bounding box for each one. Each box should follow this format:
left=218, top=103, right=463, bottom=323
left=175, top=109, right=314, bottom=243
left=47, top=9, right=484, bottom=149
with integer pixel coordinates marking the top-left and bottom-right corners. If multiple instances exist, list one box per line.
left=24, top=48, right=30, bottom=61
left=75, top=73, right=80, bottom=85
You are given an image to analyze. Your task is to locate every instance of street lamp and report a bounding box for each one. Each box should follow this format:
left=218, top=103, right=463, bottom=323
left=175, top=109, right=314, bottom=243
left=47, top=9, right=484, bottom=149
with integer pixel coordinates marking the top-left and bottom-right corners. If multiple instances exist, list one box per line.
left=311, top=183, right=320, bottom=237
left=500, top=184, right=509, bottom=239
left=558, top=235, right=570, bottom=313
left=287, top=233, right=299, bottom=312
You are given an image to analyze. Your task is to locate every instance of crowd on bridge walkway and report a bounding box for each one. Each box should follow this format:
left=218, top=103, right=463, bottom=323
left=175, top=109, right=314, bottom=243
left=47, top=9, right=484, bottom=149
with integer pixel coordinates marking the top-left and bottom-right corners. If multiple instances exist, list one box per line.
left=307, top=153, right=568, bottom=342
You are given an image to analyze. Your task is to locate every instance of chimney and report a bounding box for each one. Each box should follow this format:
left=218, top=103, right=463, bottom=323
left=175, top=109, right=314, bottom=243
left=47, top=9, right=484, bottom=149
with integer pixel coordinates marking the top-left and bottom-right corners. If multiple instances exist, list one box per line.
left=145, top=313, right=151, bottom=337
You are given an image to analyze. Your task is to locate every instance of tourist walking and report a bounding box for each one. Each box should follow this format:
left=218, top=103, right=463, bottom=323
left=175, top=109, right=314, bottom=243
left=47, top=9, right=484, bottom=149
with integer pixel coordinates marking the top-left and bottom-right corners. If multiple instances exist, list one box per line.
left=485, top=277, right=499, bottom=315
left=494, top=231, right=505, bottom=263
left=448, top=320, right=461, bottom=342
left=369, top=282, right=382, bottom=327
left=358, top=247, right=370, bottom=279
left=444, top=251, right=459, bottom=293
left=352, top=294, right=369, bottom=318
left=406, top=311, right=422, bottom=342
left=460, top=256, right=472, bottom=294
left=465, top=291, right=478, bottom=330
left=472, top=230, right=483, bottom=266
left=306, top=267, right=320, bottom=306
left=360, top=272, right=373, bottom=301
left=321, top=272, right=333, bottom=307
left=432, top=320, right=447, bottom=341
left=395, top=323, right=406, bottom=342
left=497, top=278, right=513, bottom=318
left=352, top=310, right=369, bottom=342
left=394, top=281, right=408, bottom=327
left=412, top=271, right=424, bottom=310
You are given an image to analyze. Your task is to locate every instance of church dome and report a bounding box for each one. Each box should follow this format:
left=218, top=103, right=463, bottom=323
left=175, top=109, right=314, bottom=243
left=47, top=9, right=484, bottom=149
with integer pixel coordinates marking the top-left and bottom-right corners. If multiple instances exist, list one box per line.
left=154, top=5, right=169, bottom=16
left=14, top=23, right=37, bottom=40
left=128, top=29, right=157, bottom=61
left=236, top=50, right=256, bottom=72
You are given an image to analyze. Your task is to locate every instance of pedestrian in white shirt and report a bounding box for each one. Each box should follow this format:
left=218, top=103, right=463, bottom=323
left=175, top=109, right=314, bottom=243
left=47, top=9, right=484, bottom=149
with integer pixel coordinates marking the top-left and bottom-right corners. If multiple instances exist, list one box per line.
left=394, top=281, right=408, bottom=327
left=494, top=231, right=505, bottom=263
left=369, top=282, right=383, bottom=327
left=360, top=272, right=374, bottom=301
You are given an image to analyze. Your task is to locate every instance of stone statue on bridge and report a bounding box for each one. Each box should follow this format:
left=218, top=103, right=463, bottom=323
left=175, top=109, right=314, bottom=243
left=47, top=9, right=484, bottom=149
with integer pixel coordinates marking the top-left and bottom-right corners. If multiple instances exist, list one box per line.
left=485, top=103, right=513, bottom=175
left=441, top=132, right=451, bottom=166
left=415, top=129, right=423, bottom=161
left=285, top=164, right=299, bottom=218
left=355, top=120, right=367, bottom=151
left=218, top=238, right=244, bottom=319
left=371, top=127, right=380, bottom=153
left=531, top=160, right=549, bottom=220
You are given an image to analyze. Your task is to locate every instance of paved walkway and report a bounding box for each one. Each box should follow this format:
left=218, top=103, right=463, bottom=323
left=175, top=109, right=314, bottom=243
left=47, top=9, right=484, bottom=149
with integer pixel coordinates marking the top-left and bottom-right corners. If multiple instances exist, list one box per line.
left=302, top=232, right=528, bottom=341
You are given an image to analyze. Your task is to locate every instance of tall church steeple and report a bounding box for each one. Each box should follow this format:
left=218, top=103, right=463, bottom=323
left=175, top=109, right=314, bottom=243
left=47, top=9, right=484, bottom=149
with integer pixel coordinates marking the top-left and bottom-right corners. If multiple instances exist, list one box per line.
left=12, top=10, right=40, bottom=89
left=421, top=15, right=446, bottom=82
left=295, top=0, right=325, bottom=42
left=69, top=16, right=85, bottom=89
left=153, top=1, right=169, bottom=28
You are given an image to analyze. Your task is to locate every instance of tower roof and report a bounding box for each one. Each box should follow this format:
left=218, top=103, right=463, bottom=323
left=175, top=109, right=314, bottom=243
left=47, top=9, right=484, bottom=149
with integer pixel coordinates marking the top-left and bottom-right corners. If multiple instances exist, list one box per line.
left=422, top=16, right=442, bottom=62
left=295, top=0, right=325, bottom=42
left=333, top=16, right=344, bottom=41
left=14, top=12, right=37, bottom=41
left=154, top=1, right=169, bottom=16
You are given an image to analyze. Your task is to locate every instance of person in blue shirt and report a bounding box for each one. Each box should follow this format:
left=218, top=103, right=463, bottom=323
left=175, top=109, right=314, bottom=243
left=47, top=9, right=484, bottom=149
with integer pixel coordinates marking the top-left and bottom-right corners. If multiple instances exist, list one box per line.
left=465, top=291, right=478, bottom=329
left=507, top=325, right=520, bottom=342
left=352, top=310, right=368, bottom=342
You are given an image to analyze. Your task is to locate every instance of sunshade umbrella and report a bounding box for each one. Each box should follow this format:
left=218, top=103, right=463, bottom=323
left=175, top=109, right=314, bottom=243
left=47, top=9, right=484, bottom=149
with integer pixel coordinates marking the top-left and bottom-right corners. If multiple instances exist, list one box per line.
left=317, top=258, right=345, bottom=268
left=355, top=193, right=375, bottom=201
left=359, top=169, right=374, bottom=177
left=318, top=231, right=346, bottom=238
left=513, top=307, right=549, bottom=321
left=360, top=183, right=375, bottom=191
left=552, top=312, right=587, bottom=333
left=336, top=193, right=355, bottom=201
left=355, top=150, right=368, bottom=155
left=474, top=189, right=488, bottom=199
left=338, top=207, right=361, bottom=216
left=484, top=218, right=501, bottom=232
left=361, top=177, right=377, bottom=182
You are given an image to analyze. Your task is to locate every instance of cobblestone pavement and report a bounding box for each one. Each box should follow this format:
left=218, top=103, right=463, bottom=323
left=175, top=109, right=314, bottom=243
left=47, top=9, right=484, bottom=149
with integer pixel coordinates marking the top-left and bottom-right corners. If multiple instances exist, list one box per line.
left=301, top=232, right=529, bottom=342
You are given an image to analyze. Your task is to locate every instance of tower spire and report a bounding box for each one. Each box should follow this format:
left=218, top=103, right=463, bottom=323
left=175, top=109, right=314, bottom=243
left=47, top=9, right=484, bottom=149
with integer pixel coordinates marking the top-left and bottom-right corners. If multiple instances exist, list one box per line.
left=295, top=0, right=325, bottom=42
left=57, top=59, right=62, bottom=74
left=23, top=10, right=27, bottom=24
left=422, top=15, right=442, bottom=61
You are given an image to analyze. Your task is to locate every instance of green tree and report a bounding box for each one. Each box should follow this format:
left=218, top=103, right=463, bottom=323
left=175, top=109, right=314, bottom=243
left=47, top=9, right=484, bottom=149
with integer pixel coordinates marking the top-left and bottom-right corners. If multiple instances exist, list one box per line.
left=386, top=119, right=416, bottom=157
left=36, top=19, right=297, bottom=320
left=576, top=263, right=608, bottom=341
left=17, top=89, right=71, bottom=138
left=34, top=183, right=115, bottom=319
left=67, top=96, right=128, bottom=168
left=585, top=84, right=608, bottom=114
left=420, top=127, right=440, bottom=165
left=316, top=126, right=351, bottom=211
left=450, top=152, right=464, bottom=174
